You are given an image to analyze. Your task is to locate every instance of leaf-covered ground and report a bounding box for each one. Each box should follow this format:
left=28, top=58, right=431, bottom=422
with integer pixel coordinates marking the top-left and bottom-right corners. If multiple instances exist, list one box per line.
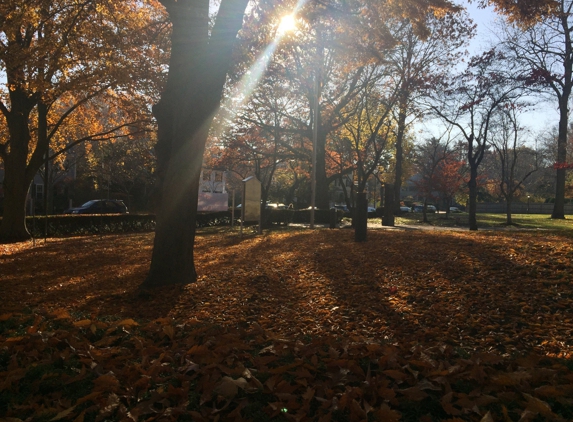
left=1, top=229, right=572, bottom=421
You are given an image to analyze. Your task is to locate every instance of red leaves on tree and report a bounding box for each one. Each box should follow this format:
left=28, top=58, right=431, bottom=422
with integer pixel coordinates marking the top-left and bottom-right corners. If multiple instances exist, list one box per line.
left=552, top=162, right=573, bottom=170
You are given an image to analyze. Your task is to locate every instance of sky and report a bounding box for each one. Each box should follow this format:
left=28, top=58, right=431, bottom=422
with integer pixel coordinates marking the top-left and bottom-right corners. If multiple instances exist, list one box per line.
left=418, top=1, right=560, bottom=141
left=470, top=2, right=559, bottom=132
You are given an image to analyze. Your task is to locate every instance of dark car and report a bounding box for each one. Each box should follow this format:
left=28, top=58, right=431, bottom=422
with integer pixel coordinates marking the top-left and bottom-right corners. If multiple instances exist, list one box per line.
left=64, top=199, right=128, bottom=215
left=331, top=204, right=350, bottom=215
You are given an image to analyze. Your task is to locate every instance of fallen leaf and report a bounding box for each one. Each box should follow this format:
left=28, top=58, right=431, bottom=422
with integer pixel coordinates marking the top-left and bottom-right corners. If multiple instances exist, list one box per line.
left=49, top=406, right=76, bottom=421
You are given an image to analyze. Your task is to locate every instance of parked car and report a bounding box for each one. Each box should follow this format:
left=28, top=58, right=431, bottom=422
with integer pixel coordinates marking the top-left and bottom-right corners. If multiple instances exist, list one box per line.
left=331, top=204, right=350, bottom=215
left=412, top=204, right=436, bottom=213
left=399, top=206, right=412, bottom=213
left=449, top=206, right=462, bottom=213
left=266, top=202, right=287, bottom=209
left=64, top=199, right=128, bottom=215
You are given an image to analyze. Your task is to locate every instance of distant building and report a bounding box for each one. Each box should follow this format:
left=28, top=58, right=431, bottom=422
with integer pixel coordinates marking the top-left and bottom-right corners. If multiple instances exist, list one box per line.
left=198, top=169, right=228, bottom=212
left=0, top=167, right=50, bottom=214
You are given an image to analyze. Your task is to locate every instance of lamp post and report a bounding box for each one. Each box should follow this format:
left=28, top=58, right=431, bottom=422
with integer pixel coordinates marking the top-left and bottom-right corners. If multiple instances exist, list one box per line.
left=527, top=195, right=530, bottom=214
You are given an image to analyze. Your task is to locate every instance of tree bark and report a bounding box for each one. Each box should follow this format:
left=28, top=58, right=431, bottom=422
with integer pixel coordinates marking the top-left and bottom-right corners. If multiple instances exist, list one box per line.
left=142, top=0, right=249, bottom=288
left=354, top=191, right=367, bottom=242
left=506, top=199, right=513, bottom=225
left=0, top=163, right=32, bottom=243
left=393, top=89, right=408, bottom=213
left=382, top=183, right=395, bottom=227
left=468, top=166, right=478, bottom=231
left=315, top=128, right=330, bottom=210
left=552, top=94, right=569, bottom=219
left=0, top=91, right=38, bottom=243
left=551, top=8, right=573, bottom=219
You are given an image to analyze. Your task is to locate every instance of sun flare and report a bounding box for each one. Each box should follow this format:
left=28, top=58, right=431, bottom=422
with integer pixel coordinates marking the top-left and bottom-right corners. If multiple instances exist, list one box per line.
left=278, top=14, right=296, bottom=35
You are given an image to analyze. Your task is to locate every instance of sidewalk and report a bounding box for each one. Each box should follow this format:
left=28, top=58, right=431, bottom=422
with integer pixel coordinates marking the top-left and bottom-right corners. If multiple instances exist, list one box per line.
left=290, top=221, right=545, bottom=232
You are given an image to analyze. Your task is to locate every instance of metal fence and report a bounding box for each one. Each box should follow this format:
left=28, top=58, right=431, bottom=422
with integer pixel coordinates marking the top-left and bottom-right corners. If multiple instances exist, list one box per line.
left=476, top=202, right=573, bottom=214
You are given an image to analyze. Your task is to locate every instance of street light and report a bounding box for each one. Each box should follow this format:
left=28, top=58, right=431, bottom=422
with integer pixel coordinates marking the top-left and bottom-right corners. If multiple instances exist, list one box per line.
left=527, top=195, right=530, bottom=213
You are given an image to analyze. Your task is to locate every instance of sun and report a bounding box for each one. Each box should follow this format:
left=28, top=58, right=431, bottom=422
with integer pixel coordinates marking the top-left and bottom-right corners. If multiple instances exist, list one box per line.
left=277, top=14, right=297, bottom=35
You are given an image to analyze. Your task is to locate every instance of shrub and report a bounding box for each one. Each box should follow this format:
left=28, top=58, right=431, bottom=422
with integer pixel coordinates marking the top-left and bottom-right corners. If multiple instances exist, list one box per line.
left=22, top=212, right=235, bottom=238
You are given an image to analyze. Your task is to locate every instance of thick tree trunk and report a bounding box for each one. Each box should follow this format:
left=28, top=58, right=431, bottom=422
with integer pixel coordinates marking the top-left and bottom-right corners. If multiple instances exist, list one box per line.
left=354, top=191, right=367, bottom=242
left=315, top=129, right=330, bottom=210
left=0, top=97, right=37, bottom=243
left=382, top=183, right=395, bottom=227
left=393, top=92, right=408, bottom=213
left=144, top=114, right=207, bottom=286
left=552, top=95, right=569, bottom=219
left=552, top=11, right=572, bottom=220
left=0, top=166, right=32, bottom=243
left=142, top=0, right=248, bottom=288
left=506, top=199, right=513, bottom=225
left=468, top=166, right=478, bottom=231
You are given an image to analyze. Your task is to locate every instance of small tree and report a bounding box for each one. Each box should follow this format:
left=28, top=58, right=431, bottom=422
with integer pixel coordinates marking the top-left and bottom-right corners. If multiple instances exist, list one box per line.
left=434, top=155, right=465, bottom=216
left=336, top=67, right=398, bottom=239
left=427, top=49, right=525, bottom=230
left=489, top=107, right=540, bottom=224
left=499, top=0, right=573, bottom=218
left=413, top=137, right=452, bottom=222
left=385, top=11, right=474, bottom=213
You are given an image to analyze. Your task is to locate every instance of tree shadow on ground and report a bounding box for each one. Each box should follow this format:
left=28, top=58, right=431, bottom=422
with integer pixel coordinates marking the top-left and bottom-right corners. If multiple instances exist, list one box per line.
left=2, top=229, right=572, bottom=357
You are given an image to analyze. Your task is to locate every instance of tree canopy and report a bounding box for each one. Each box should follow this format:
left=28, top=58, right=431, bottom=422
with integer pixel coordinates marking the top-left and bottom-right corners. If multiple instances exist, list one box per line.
left=0, top=0, right=168, bottom=242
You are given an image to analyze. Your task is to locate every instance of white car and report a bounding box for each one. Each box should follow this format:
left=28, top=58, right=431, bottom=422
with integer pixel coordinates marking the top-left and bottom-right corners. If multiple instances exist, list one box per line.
left=449, top=206, right=462, bottom=213
left=400, top=206, right=411, bottom=213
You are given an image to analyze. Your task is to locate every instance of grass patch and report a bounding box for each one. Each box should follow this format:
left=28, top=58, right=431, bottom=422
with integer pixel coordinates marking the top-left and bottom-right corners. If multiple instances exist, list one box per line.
left=395, top=212, right=573, bottom=231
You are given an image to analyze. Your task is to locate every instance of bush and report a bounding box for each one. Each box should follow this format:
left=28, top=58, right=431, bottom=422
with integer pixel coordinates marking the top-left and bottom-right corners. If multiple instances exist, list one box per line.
left=22, top=212, right=236, bottom=238
left=25, top=214, right=156, bottom=237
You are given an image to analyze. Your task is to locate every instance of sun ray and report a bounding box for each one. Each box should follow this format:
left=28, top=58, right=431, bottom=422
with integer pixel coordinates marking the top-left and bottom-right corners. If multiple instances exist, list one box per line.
left=213, top=1, right=309, bottom=137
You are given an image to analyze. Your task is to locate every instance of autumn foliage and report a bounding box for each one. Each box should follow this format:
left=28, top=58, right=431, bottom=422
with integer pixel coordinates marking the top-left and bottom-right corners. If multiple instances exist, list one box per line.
left=1, top=229, right=573, bottom=421
left=552, top=162, right=573, bottom=170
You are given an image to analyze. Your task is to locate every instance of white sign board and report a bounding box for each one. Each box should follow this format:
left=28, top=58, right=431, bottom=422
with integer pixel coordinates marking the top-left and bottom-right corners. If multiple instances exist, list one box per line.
left=242, top=176, right=261, bottom=222
left=197, top=192, right=229, bottom=212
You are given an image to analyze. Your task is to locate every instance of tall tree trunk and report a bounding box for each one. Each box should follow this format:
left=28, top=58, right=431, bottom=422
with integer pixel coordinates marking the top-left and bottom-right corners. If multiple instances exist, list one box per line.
left=393, top=91, right=408, bottom=213
left=0, top=98, right=37, bottom=243
left=506, top=197, right=513, bottom=225
left=382, top=183, right=395, bottom=226
left=553, top=11, right=572, bottom=219
left=0, top=163, right=32, bottom=243
left=315, top=129, right=330, bottom=209
left=552, top=95, right=569, bottom=219
left=354, top=191, right=367, bottom=242
left=142, top=0, right=248, bottom=288
left=468, top=166, right=478, bottom=231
